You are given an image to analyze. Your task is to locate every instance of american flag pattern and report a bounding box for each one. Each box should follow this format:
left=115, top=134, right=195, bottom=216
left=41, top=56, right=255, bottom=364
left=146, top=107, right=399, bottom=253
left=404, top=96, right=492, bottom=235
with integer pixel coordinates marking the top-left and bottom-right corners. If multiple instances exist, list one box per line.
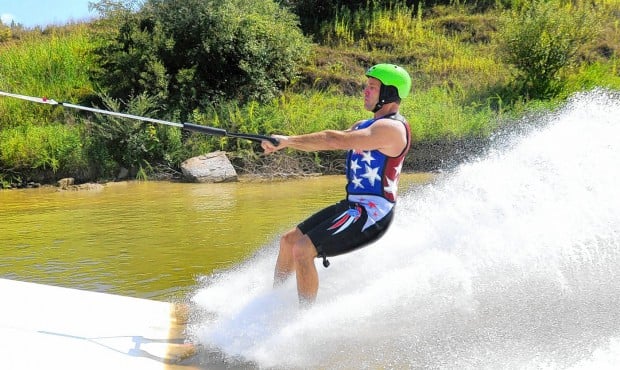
left=343, top=114, right=411, bottom=231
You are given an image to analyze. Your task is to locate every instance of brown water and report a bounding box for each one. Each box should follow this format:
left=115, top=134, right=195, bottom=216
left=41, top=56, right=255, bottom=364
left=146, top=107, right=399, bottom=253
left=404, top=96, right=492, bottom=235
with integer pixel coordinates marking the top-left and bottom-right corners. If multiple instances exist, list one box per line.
left=0, top=174, right=432, bottom=301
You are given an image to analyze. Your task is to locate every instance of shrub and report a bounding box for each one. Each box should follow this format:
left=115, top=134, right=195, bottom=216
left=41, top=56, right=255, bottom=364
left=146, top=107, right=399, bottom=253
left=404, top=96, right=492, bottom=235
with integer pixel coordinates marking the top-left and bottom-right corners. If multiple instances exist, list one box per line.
left=90, top=0, right=311, bottom=119
left=85, top=93, right=183, bottom=175
left=497, top=0, right=601, bottom=99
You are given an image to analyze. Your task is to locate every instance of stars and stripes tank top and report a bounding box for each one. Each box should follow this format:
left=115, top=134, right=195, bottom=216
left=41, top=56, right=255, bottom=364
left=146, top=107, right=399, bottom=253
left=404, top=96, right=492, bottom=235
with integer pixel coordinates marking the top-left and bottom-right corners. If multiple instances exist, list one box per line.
left=345, top=113, right=411, bottom=230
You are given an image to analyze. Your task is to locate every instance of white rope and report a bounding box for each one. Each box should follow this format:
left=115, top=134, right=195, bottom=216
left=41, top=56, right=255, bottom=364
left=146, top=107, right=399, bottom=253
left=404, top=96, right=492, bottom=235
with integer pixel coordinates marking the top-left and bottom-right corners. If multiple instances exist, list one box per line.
left=0, top=90, right=183, bottom=128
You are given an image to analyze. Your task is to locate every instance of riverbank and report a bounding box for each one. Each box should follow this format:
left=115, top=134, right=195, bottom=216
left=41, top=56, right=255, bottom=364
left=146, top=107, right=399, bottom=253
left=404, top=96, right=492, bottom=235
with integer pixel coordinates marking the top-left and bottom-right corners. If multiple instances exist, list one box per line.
left=2, top=136, right=478, bottom=189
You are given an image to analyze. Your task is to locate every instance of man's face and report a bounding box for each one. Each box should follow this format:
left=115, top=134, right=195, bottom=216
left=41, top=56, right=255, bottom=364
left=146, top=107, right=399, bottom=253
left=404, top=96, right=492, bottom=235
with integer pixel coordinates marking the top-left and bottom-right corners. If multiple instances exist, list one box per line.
left=363, top=77, right=381, bottom=111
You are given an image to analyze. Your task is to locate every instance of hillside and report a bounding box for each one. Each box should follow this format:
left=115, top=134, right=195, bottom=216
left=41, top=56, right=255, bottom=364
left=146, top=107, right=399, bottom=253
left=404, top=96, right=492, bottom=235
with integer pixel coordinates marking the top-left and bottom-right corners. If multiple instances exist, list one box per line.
left=1, top=1, right=619, bottom=187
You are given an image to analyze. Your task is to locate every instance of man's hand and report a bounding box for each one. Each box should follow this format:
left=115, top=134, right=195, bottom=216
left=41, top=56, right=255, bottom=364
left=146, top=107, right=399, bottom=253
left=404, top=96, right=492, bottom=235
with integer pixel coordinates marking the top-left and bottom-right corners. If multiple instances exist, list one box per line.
left=261, top=135, right=288, bottom=154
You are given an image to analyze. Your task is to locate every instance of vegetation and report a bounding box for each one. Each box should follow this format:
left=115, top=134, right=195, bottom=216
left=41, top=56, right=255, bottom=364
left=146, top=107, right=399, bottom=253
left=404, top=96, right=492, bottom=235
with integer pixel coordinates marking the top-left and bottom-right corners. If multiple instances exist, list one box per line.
left=1, top=0, right=619, bottom=188
left=90, top=0, right=310, bottom=115
left=498, top=0, right=602, bottom=99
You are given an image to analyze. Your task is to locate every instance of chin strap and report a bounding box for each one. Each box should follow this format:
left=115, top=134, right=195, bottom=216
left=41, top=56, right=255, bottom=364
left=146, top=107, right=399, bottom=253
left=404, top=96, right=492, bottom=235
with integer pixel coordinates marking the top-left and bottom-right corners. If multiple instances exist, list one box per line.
left=372, top=101, right=384, bottom=113
left=373, top=85, right=400, bottom=112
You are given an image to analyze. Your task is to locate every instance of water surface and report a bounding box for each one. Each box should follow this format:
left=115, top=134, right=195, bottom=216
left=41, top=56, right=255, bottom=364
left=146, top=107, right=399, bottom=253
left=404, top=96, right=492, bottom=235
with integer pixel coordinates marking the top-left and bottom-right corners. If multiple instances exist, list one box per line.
left=0, top=174, right=431, bottom=301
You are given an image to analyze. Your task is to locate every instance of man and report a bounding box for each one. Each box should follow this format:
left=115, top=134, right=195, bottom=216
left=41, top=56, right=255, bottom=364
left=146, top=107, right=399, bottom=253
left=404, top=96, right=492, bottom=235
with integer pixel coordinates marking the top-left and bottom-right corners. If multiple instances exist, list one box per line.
left=261, top=64, right=412, bottom=306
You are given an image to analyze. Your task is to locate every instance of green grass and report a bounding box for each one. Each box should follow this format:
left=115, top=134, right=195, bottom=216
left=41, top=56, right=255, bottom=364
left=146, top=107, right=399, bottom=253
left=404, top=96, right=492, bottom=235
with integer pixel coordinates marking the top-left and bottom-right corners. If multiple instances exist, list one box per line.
left=0, top=123, right=87, bottom=175
left=0, top=24, right=94, bottom=129
left=561, top=58, right=620, bottom=98
left=0, top=24, right=94, bottom=184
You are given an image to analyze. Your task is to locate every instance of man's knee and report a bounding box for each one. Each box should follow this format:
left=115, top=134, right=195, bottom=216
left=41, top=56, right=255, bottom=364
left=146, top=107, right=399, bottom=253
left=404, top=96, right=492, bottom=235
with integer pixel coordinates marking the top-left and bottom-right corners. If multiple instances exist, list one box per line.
left=281, top=227, right=303, bottom=247
left=281, top=228, right=299, bottom=243
left=291, top=237, right=317, bottom=265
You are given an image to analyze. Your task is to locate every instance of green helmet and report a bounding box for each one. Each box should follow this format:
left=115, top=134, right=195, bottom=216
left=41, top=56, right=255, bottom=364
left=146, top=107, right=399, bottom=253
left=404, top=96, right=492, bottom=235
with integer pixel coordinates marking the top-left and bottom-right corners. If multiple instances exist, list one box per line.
left=365, top=63, right=411, bottom=99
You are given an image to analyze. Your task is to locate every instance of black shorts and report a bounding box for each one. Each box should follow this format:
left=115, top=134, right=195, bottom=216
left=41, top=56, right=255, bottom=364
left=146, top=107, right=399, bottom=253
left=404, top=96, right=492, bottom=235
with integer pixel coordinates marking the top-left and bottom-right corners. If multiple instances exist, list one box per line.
left=298, top=199, right=394, bottom=258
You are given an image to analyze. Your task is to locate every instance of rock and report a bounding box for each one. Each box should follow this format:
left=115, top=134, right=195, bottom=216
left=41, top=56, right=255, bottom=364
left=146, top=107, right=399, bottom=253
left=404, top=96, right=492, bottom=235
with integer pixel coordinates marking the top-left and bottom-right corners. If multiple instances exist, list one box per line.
left=57, top=178, right=75, bottom=190
left=74, top=183, right=104, bottom=191
left=56, top=181, right=104, bottom=192
left=180, top=151, right=238, bottom=183
left=117, top=167, right=129, bottom=180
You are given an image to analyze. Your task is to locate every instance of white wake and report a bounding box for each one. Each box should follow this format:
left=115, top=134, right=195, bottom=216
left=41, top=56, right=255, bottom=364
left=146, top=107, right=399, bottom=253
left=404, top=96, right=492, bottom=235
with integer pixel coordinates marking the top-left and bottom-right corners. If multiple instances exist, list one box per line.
left=189, top=89, right=620, bottom=369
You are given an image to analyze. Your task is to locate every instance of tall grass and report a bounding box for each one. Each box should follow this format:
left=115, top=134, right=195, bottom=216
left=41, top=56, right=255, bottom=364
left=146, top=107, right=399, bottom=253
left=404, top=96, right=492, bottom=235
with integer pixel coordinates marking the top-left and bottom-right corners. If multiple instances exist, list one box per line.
left=403, top=86, right=498, bottom=140
left=185, top=89, right=364, bottom=156
left=0, top=24, right=94, bottom=183
left=321, top=1, right=420, bottom=49
left=0, top=24, right=94, bottom=128
left=0, top=123, right=87, bottom=176
left=561, top=58, right=620, bottom=99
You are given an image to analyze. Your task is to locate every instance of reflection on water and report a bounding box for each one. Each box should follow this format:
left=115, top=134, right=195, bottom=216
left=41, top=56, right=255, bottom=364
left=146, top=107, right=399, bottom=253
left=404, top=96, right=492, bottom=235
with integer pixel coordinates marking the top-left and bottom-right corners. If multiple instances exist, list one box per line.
left=0, top=174, right=432, bottom=301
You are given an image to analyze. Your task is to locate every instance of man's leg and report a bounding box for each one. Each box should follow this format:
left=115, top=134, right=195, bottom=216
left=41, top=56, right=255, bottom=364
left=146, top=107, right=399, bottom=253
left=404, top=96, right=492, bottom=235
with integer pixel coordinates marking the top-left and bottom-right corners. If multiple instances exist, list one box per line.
left=292, top=234, right=319, bottom=305
left=273, top=227, right=303, bottom=287
left=273, top=227, right=319, bottom=305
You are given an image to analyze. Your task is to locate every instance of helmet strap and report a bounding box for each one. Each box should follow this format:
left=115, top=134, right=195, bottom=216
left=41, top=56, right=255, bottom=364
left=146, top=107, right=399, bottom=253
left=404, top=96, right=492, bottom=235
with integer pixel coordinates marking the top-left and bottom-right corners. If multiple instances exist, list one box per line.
left=373, top=85, right=400, bottom=112
left=372, top=101, right=384, bottom=113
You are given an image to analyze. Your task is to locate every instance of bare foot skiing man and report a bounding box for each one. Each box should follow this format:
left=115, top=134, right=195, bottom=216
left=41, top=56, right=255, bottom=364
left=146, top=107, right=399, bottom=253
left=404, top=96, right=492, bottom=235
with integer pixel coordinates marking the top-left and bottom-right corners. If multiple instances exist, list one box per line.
left=261, top=64, right=412, bottom=306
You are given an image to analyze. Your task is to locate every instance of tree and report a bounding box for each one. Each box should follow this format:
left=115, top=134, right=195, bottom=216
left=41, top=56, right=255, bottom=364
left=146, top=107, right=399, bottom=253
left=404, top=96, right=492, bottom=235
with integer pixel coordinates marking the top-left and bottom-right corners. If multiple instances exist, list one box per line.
left=90, top=0, right=311, bottom=118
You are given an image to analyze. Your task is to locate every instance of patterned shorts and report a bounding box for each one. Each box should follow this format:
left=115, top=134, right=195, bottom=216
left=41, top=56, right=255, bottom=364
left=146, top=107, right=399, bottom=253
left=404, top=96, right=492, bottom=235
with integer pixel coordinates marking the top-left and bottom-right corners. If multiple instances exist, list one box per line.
left=298, top=199, right=393, bottom=259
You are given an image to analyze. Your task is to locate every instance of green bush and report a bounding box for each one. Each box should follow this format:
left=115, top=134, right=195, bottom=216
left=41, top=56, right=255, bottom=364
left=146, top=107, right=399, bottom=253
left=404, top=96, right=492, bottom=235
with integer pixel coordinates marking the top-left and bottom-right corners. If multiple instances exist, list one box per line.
left=90, top=0, right=311, bottom=119
left=498, top=0, right=601, bottom=99
left=85, top=93, right=183, bottom=175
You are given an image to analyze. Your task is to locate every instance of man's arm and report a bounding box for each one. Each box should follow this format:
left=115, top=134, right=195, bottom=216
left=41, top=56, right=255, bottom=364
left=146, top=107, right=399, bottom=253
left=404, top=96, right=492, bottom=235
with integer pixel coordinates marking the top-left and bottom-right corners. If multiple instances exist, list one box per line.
left=262, top=118, right=407, bottom=157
